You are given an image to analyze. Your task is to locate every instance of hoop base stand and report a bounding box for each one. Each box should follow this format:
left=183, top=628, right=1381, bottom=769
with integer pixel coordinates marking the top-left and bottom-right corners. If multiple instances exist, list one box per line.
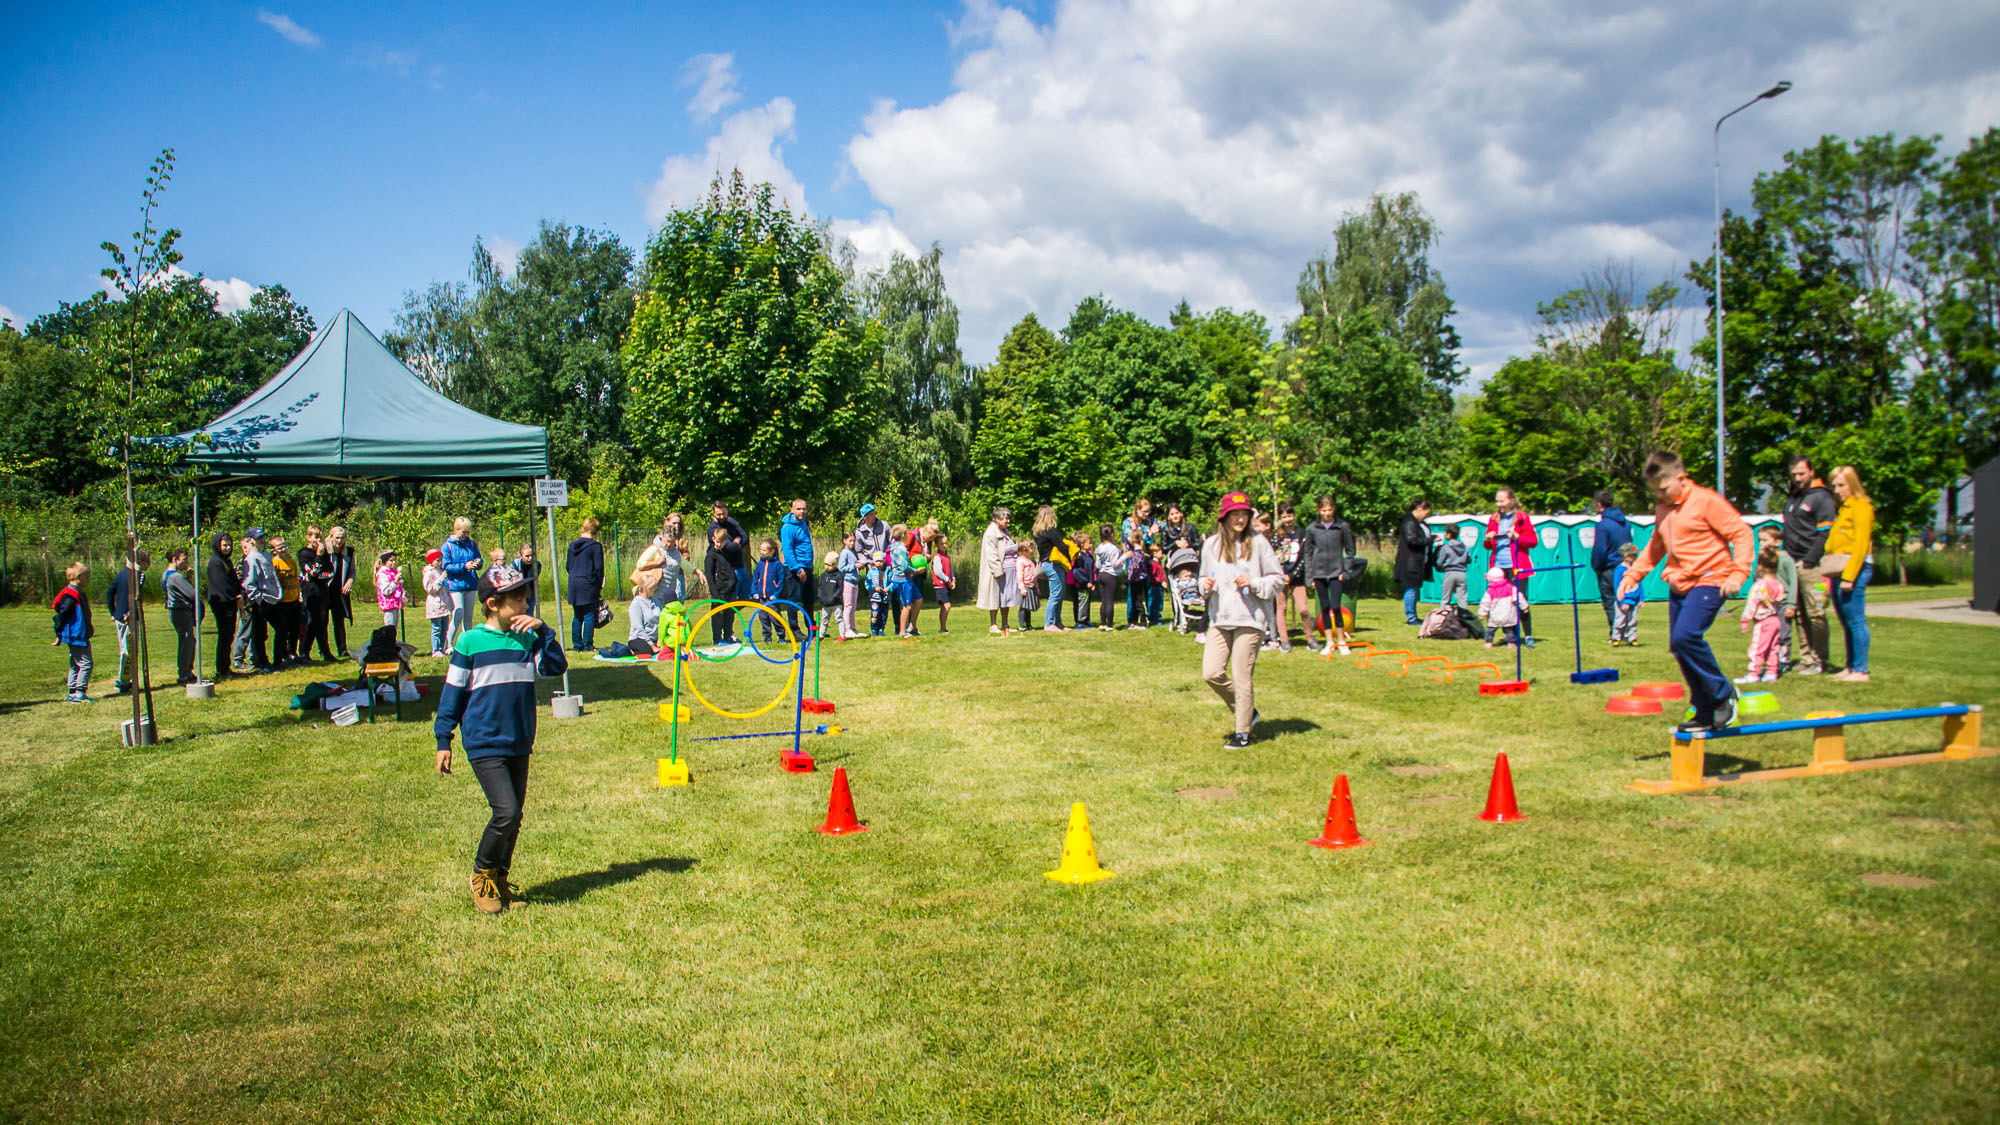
left=782, top=749, right=816, bottom=773
left=657, top=758, right=690, bottom=786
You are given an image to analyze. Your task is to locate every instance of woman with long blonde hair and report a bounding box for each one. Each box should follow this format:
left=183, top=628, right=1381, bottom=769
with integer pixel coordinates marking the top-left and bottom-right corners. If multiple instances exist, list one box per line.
left=1822, top=465, right=1874, bottom=682
left=1030, top=505, right=1070, bottom=632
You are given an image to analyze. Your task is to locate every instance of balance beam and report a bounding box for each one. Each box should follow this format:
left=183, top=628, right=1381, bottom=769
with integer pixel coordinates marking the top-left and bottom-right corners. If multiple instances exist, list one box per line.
left=1630, top=704, right=1995, bottom=794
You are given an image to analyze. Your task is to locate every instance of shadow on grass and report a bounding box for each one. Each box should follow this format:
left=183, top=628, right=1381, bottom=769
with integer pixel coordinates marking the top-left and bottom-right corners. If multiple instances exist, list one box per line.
left=0, top=697, right=66, bottom=714
left=1635, top=747, right=1767, bottom=773
left=1253, top=717, right=1324, bottom=740
left=527, top=856, right=698, bottom=903
left=566, top=665, right=678, bottom=703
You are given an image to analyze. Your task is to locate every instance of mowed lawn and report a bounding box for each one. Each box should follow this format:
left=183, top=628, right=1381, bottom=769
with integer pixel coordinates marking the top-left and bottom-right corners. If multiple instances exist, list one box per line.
left=1, top=590, right=1997, bottom=1124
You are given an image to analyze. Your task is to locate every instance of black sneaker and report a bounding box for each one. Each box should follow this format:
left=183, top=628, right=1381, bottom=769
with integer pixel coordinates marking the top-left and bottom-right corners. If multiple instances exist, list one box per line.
left=1713, top=690, right=1740, bottom=730
left=1674, top=719, right=1713, bottom=735
left=1223, top=732, right=1252, bottom=749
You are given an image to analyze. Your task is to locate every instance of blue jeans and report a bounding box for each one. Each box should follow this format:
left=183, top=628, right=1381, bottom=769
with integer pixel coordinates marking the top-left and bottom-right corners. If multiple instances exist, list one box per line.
left=1668, top=585, right=1731, bottom=722
left=430, top=616, right=450, bottom=654
left=1043, top=562, right=1066, bottom=627
left=1402, top=585, right=1420, bottom=623
left=1832, top=562, right=1871, bottom=674
left=571, top=601, right=598, bottom=649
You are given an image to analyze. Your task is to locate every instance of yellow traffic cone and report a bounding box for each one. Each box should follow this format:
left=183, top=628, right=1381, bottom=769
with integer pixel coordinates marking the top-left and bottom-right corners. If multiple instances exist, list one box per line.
left=1044, top=802, right=1115, bottom=884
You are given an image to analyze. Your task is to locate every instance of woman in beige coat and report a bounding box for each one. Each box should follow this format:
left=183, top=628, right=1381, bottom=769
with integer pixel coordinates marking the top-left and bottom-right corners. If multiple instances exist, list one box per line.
left=1200, top=491, right=1285, bottom=748
left=977, top=506, right=1015, bottom=633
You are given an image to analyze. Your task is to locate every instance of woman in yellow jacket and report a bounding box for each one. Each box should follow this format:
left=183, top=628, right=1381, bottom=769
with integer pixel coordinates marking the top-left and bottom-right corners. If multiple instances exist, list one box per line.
left=1823, top=465, right=1874, bottom=682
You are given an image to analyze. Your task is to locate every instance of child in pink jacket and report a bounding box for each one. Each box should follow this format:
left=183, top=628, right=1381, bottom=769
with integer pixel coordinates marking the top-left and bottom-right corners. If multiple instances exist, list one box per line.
left=422, top=549, right=452, bottom=657
left=1478, top=566, right=1523, bottom=648
left=375, top=550, right=408, bottom=626
left=1736, top=548, right=1787, bottom=684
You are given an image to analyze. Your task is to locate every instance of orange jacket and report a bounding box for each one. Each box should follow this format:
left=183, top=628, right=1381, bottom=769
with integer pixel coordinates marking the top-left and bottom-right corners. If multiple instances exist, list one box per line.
left=1635, top=483, right=1753, bottom=595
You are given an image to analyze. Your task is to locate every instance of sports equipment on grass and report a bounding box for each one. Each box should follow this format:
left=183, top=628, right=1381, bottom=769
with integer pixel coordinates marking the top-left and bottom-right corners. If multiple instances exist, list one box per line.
left=817, top=768, right=868, bottom=835
left=1308, top=775, right=1369, bottom=849
left=1479, top=754, right=1524, bottom=822
left=1632, top=703, right=1996, bottom=794
left=1045, top=803, right=1114, bottom=884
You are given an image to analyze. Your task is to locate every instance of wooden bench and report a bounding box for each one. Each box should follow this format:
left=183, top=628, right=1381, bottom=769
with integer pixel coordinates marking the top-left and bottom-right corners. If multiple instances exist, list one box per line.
left=1630, top=704, right=1993, bottom=794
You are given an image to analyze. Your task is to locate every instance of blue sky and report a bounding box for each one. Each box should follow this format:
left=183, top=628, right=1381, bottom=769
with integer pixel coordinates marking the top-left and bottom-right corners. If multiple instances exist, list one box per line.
left=4, top=1, right=1997, bottom=376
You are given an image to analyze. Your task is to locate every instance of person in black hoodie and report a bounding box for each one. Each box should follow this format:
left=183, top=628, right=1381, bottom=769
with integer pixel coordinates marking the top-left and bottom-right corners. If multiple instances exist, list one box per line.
left=565, top=517, right=606, bottom=652
left=1299, top=496, right=1357, bottom=655
left=703, top=524, right=739, bottom=645
left=105, top=549, right=149, bottom=693
left=204, top=532, right=241, bottom=680
left=296, top=526, right=335, bottom=662
left=1587, top=491, right=1634, bottom=639
left=1394, top=500, right=1434, bottom=625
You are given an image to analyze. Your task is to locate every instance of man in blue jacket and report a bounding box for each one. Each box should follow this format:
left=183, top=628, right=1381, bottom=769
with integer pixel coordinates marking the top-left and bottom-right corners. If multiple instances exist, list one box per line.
left=105, top=549, right=149, bottom=693
left=1588, top=490, right=1633, bottom=639
left=779, top=497, right=817, bottom=638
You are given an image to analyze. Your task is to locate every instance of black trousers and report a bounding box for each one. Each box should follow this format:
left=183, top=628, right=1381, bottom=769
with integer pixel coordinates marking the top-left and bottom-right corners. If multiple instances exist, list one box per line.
left=274, top=602, right=299, bottom=663
left=250, top=602, right=276, bottom=667
left=1313, top=576, right=1347, bottom=633
left=207, top=597, right=237, bottom=680
left=170, top=606, right=197, bottom=681
left=331, top=593, right=352, bottom=655
left=470, top=754, right=530, bottom=873
left=1595, top=567, right=1618, bottom=631
left=302, top=594, right=333, bottom=661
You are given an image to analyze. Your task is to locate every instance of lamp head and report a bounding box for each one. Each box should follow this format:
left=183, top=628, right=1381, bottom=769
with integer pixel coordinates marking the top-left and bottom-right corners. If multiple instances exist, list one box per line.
left=1760, top=81, right=1793, bottom=99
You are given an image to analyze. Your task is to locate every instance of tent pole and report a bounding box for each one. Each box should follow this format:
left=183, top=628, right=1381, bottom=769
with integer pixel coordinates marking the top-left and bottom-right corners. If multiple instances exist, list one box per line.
left=192, top=488, right=203, bottom=687
left=544, top=488, right=570, bottom=698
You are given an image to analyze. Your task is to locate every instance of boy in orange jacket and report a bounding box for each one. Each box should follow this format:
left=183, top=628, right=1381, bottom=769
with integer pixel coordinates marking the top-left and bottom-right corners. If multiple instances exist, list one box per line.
left=1619, top=451, right=1753, bottom=732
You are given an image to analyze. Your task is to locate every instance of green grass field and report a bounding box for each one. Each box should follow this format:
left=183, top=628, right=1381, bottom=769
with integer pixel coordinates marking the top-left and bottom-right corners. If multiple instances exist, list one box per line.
left=2, top=589, right=1997, bottom=1123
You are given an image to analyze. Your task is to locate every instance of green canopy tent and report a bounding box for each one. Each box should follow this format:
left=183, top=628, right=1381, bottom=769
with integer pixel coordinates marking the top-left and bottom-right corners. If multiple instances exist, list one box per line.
left=143, top=309, right=552, bottom=695
left=150, top=308, right=547, bottom=482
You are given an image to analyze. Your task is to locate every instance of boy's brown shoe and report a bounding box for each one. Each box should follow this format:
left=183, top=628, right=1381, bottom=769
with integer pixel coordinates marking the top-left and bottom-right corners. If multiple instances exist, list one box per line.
left=470, top=868, right=505, bottom=914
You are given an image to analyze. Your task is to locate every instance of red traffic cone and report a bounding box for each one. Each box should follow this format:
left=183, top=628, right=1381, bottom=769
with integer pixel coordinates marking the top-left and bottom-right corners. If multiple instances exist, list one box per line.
left=1308, top=774, right=1370, bottom=849
left=1478, top=753, right=1524, bottom=822
left=816, top=767, right=869, bottom=835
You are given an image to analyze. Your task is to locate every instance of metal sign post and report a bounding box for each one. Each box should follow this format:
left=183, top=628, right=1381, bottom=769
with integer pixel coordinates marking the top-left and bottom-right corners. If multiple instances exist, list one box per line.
left=534, top=478, right=578, bottom=712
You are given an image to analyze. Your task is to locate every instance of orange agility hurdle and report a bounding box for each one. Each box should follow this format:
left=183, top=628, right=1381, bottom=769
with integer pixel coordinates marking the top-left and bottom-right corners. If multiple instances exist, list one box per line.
left=1402, top=655, right=1448, bottom=677
left=1434, top=662, right=1499, bottom=684
left=1320, top=640, right=1374, bottom=661
left=1356, top=649, right=1413, bottom=671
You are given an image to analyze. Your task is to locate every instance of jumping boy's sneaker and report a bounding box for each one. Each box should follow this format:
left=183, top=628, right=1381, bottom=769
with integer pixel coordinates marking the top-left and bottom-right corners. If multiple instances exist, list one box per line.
left=1713, top=691, right=1740, bottom=730
left=1673, top=718, right=1713, bottom=735
left=470, top=869, right=505, bottom=914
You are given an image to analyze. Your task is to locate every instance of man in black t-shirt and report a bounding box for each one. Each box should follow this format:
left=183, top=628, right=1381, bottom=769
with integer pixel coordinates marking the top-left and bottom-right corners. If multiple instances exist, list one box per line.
left=1780, top=454, right=1837, bottom=675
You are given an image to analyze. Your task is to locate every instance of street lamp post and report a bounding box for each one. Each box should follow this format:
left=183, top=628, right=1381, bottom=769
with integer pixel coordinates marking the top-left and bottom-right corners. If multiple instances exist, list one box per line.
left=1712, top=79, right=1792, bottom=499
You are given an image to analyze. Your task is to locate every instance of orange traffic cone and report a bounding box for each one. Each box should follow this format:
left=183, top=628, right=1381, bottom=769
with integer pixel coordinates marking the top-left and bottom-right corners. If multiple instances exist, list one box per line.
left=1479, top=753, right=1524, bottom=822
left=817, top=767, right=868, bottom=835
left=1308, top=774, right=1370, bottom=849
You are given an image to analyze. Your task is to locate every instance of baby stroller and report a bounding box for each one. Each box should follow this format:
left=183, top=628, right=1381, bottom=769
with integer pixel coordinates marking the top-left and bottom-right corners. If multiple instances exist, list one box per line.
left=1166, top=547, right=1207, bottom=635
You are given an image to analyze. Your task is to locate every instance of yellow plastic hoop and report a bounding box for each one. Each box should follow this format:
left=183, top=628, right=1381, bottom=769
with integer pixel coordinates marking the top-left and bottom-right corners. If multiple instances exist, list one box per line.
left=682, top=600, right=798, bottom=719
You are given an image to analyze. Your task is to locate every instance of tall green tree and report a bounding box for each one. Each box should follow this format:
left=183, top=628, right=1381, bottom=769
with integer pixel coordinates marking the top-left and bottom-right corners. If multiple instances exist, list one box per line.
left=968, top=313, right=1122, bottom=522
left=1295, top=191, right=1464, bottom=391
left=623, top=172, right=885, bottom=517
left=858, top=244, right=976, bottom=506
left=470, top=222, right=637, bottom=483
left=1063, top=306, right=1225, bottom=507
left=1911, top=127, right=2000, bottom=529
left=1458, top=266, right=1702, bottom=511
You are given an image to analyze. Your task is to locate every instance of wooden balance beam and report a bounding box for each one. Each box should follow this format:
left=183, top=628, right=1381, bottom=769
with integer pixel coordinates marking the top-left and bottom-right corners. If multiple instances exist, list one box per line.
left=1629, top=704, right=1994, bottom=794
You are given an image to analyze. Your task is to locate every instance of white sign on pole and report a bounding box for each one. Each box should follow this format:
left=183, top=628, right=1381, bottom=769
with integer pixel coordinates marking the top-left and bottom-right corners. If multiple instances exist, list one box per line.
left=535, top=478, right=570, bottom=508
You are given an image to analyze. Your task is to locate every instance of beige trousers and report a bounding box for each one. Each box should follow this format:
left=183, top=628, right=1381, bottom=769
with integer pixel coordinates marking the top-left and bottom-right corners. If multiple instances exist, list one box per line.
left=1203, top=625, right=1263, bottom=735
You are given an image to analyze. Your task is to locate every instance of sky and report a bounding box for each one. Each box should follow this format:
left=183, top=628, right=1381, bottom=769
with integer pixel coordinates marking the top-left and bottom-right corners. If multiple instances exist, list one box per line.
left=3, top=0, right=1997, bottom=380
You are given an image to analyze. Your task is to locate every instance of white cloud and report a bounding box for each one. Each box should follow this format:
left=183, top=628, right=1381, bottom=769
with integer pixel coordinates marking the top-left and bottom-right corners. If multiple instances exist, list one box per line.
left=0, top=304, right=18, bottom=331
left=827, top=212, right=920, bottom=277
left=644, top=97, right=809, bottom=225
left=96, top=265, right=259, bottom=314
left=681, top=53, right=743, bottom=123
left=255, top=10, right=320, bottom=49
left=484, top=236, right=524, bottom=279
left=836, top=0, right=2000, bottom=374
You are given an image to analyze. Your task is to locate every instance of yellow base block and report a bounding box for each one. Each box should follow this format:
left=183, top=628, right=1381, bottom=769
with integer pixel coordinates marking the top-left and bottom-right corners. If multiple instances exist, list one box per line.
left=657, top=758, right=690, bottom=787
left=658, top=702, right=692, bottom=723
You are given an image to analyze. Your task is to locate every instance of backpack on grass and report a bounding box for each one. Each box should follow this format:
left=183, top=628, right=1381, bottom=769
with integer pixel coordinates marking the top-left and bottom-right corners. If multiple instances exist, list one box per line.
left=1418, top=603, right=1472, bottom=640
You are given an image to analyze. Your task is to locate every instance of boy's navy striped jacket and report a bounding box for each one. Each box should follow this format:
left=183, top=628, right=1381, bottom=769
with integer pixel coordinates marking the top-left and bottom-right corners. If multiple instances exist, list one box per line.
left=434, top=622, right=568, bottom=758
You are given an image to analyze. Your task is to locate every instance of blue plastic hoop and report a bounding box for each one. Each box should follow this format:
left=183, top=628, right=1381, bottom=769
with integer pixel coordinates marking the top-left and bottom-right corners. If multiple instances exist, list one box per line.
left=742, top=598, right=807, bottom=665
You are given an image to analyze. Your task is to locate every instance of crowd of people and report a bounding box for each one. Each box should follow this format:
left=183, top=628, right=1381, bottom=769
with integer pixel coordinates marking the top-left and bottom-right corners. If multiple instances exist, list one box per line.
left=50, top=454, right=1882, bottom=711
